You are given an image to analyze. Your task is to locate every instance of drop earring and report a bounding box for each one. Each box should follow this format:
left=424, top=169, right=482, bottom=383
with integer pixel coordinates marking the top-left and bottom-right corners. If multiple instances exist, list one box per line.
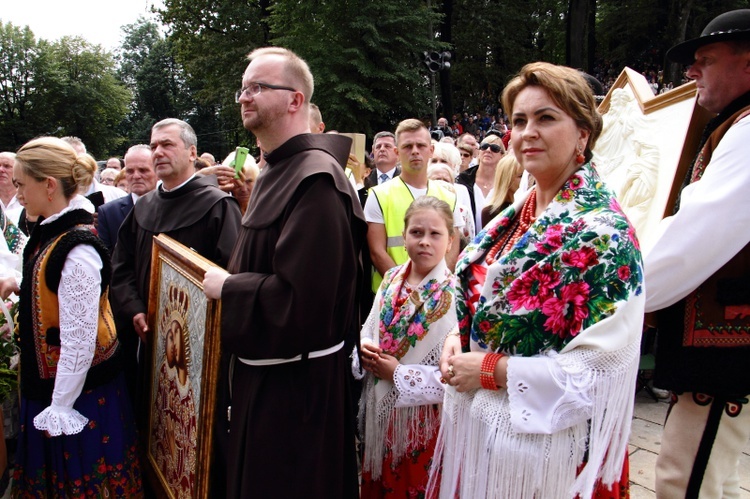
left=575, top=148, right=585, bottom=165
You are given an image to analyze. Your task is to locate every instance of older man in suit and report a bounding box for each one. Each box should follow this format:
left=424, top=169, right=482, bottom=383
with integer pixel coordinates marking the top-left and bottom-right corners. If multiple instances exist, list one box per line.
left=364, top=131, right=400, bottom=190
left=97, top=145, right=156, bottom=252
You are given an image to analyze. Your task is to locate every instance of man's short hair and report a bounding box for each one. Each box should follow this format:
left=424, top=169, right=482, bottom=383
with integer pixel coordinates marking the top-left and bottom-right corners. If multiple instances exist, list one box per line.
left=126, top=144, right=153, bottom=157
left=310, top=103, right=323, bottom=124
left=0, top=152, right=16, bottom=161
left=152, top=118, right=197, bottom=149
left=395, top=119, right=428, bottom=144
left=247, top=47, right=314, bottom=106
left=60, top=136, right=86, bottom=155
left=372, top=131, right=396, bottom=144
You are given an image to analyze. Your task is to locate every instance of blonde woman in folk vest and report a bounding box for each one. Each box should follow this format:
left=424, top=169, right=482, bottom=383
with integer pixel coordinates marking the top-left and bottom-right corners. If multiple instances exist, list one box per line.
left=354, top=196, right=457, bottom=498
left=0, top=137, right=142, bottom=497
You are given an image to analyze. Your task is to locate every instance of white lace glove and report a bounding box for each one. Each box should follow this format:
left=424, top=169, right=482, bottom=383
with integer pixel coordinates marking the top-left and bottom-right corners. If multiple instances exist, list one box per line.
left=33, top=245, right=102, bottom=436
left=393, top=364, right=445, bottom=408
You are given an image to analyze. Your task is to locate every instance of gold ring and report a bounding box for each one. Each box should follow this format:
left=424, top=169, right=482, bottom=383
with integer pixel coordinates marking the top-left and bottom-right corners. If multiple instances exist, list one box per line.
left=447, top=365, right=455, bottom=377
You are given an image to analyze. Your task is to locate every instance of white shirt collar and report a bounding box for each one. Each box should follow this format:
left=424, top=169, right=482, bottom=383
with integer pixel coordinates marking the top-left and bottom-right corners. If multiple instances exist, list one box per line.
left=40, top=195, right=95, bottom=225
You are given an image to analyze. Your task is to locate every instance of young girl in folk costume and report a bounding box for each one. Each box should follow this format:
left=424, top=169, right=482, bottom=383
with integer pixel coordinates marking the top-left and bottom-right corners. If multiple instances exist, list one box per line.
left=355, top=196, right=457, bottom=498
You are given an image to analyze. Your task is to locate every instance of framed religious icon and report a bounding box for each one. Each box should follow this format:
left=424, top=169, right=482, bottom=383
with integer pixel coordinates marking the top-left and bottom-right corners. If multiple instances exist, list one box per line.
left=145, top=234, right=223, bottom=499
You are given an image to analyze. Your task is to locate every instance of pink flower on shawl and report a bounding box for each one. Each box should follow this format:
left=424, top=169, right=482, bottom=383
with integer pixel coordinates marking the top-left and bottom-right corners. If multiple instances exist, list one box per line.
left=559, top=189, right=574, bottom=201
left=380, top=332, right=397, bottom=354
left=407, top=321, right=425, bottom=339
left=506, top=264, right=561, bottom=312
left=479, top=320, right=492, bottom=333
left=566, top=219, right=586, bottom=235
left=541, top=282, right=591, bottom=338
left=569, top=174, right=584, bottom=190
left=628, top=225, right=640, bottom=250
left=561, top=246, right=599, bottom=271
left=535, top=224, right=564, bottom=255
left=618, top=265, right=631, bottom=281
left=609, top=197, right=622, bottom=212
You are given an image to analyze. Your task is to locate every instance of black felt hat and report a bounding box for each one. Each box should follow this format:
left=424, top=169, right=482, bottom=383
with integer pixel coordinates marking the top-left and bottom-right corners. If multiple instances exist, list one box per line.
left=667, top=9, right=750, bottom=64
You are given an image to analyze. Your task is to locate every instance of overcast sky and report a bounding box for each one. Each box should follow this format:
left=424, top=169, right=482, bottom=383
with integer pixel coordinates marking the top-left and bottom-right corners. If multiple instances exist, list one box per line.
left=2, top=0, right=164, bottom=52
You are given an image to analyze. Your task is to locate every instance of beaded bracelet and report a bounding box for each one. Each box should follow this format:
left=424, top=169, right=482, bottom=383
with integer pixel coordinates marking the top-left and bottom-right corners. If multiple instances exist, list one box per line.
left=480, top=353, right=504, bottom=390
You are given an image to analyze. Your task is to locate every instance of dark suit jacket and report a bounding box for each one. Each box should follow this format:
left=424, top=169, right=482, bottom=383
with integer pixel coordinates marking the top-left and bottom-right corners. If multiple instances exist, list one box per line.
left=97, top=194, right=134, bottom=252
left=359, top=166, right=401, bottom=207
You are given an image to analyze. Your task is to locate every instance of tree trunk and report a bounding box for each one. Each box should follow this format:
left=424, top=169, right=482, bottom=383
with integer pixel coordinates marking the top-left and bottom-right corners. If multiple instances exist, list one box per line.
left=567, top=0, right=588, bottom=69
left=586, top=0, right=597, bottom=73
left=666, top=0, right=694, bottom=86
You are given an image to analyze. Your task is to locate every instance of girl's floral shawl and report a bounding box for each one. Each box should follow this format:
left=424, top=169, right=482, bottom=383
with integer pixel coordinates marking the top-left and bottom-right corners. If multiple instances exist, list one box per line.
left=377, top=259, right=456, bottom=360
left=456, top=163, right=644, bottom=356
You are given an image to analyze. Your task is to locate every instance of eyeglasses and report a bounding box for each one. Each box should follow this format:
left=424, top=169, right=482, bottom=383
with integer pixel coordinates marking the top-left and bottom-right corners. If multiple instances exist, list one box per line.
left=235, top=82, right=297, bottom=102
left=480, top=143, right=503, bottom=153
left=460, top=152, right=472, bottom=158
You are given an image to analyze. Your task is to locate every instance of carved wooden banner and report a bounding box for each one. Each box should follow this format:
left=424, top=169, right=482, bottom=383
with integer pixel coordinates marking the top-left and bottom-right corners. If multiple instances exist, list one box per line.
left=592, top=67, right=712, bottom=250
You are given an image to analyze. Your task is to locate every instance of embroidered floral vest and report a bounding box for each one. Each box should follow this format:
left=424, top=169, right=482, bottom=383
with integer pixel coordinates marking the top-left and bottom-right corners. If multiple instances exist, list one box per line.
left=655, top=103, right=750, bottom=396
left=18, top=210, right=120, bottom=401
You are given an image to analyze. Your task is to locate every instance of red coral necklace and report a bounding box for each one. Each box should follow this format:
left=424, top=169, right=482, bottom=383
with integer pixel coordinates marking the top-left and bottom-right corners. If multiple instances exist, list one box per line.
left=485, top=190, right=537, bottom=265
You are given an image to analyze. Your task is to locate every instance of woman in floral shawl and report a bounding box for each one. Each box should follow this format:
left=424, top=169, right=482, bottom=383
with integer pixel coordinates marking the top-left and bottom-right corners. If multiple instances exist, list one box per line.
left=354, top=196, right=457, bottom=498
left=430, top=62, right=645, bottom=499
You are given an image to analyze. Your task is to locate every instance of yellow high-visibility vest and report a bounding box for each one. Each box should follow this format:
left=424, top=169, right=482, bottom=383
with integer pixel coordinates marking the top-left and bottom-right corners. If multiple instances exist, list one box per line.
left=370, top=178, right=456, bottom=291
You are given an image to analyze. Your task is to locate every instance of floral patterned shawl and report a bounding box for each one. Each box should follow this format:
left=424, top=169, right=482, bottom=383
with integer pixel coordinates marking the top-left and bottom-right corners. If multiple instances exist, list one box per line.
left=431, top=163, right=645, bottom=498
left=359, top=259, right=456, bottom=479
left=457, top=163, right=642, bottom=356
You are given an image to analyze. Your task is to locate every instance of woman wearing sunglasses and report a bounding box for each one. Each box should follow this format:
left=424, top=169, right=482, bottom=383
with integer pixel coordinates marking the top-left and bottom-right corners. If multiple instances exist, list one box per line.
left=455, top=134, right=505, bottom=232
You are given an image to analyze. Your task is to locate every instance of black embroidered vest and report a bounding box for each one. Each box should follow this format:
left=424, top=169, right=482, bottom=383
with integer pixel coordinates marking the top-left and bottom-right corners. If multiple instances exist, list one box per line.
left=655, top=97, right=750, bottom=397
left=18, top=209, right=121, bottom=401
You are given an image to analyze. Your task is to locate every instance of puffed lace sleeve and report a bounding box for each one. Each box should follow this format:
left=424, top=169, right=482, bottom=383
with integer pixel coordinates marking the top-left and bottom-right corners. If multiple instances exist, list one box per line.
left=506, top=353, right=593, bottom=434
left=393, top=364, right=444, bottom=407
left=33, top=244, right=102, bottom=436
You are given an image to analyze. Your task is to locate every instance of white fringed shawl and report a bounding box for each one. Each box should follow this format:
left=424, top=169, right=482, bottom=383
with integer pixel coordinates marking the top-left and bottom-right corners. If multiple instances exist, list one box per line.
left=359, top=259, right=457, bottom=479
left=430, top=164, right=645, bottom=498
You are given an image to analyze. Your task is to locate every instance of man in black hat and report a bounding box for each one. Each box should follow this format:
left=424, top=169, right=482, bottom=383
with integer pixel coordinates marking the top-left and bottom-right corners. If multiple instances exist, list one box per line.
left=644, top=9, right=750, bottom=498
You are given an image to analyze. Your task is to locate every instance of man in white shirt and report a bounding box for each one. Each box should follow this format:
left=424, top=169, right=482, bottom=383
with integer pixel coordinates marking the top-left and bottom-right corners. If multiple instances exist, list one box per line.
left=365, top=119, right=463, bottom=291
left=643, top=9, right=750, bottom=498
left=0, top=152, right=23, bottom=225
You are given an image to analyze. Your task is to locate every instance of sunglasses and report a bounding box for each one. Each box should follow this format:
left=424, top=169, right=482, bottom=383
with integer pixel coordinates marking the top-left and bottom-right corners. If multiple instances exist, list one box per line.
left=480, top=143, right=503, bottom=153
left=460, top=152, right=472, bottom=158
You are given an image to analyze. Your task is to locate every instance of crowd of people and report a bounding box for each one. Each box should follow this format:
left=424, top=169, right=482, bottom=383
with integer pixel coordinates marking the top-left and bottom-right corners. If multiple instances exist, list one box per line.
left=0, top=8, right=748, bottom=498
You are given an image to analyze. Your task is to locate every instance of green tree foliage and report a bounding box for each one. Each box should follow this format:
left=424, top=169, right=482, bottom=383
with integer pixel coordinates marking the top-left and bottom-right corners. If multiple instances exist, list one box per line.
left=0, top=22, right=46, bottom=150
left=118, top=18, right=192, bottom=145
left=1, top=23, right=131, bottom=155
left=268, top=0, right=440, bottom=134
left=449, top=0, right=566, bottom=115
left=155, top=0, right=269, bottom=157
left=37, top=37, right=131, bottom=157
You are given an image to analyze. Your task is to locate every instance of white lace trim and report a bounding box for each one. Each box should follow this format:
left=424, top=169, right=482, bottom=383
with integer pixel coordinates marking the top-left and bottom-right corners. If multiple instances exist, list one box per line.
left=359, top=339, right=444, bottom=479
left=393, top=362, right=443, bottom=408
left=57, top=251, right=100, bottom=376
left=33, top=404, right=88, bottom=436
left=430, top=341, right=640, bottom=499
left=33, top=245, right=101, bottom=435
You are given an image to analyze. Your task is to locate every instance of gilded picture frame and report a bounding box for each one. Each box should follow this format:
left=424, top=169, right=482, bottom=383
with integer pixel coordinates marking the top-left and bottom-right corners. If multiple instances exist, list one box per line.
left=145, top=234, right=222, bottom=499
